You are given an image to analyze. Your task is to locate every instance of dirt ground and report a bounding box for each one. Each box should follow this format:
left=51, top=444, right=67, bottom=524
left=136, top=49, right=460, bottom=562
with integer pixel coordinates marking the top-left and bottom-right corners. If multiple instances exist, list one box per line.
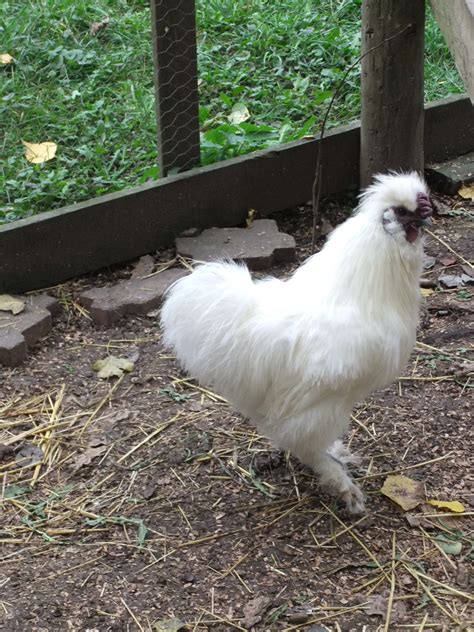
left=1, top=192, right=473, bottom=632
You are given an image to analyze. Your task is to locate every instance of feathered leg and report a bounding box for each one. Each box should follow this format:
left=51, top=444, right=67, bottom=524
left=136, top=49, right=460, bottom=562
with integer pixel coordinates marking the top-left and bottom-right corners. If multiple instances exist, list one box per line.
left=290, top=440, right=365, bottom=514
left=314, top=452, right=365, bottom=514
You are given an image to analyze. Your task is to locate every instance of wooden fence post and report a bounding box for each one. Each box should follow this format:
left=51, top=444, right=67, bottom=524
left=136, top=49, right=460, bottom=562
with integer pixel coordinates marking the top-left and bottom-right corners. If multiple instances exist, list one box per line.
left=360, top=0, right=425, bottom=187
left=150, top=0, right=201, bottom=176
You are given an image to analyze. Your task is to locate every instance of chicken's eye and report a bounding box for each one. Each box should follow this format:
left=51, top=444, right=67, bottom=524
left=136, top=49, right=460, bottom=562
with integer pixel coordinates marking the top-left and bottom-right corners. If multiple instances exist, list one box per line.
left=395, top=207, right=408, bottom=216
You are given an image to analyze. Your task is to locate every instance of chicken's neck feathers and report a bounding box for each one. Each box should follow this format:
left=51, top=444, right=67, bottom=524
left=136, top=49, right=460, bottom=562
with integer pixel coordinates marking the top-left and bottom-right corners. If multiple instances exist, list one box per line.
left=293, top=212, right=423, bottom=321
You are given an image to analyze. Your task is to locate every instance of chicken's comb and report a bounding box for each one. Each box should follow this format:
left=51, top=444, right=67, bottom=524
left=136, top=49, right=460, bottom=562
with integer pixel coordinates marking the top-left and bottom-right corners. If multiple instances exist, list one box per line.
left=417, top=192, right=432, bottom=218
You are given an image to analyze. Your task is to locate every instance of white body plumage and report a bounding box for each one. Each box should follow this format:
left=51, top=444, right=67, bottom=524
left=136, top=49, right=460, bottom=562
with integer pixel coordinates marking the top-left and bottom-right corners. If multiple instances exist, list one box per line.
left=161, top=172, right=430, bottom=513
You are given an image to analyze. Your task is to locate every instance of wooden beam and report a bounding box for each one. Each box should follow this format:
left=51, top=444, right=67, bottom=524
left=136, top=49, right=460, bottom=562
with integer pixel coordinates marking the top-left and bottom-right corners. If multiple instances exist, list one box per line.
left=360, top=0, right=425, bottom=186
left=0, top=95, right=472, bottom=294
left=430, top=0, right=474, bottom=102
left=150, top=0, right=201, bottom=175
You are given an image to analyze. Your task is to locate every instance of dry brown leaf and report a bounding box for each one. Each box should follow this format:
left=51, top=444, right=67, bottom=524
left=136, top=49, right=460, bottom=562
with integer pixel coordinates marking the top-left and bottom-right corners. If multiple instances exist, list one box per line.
left=439, top=256, right=456, bottom=266
left=243, top=596, right=272, bottom=629
left=70, top=444, right=108, bottom=471
left=154, top=619, right=186, bottom=632
left=15, top=443, right=44, bottom=467
left=0, top=53, right=14, bottom=65
left=246, top=208, right=256, bottom=228
left=458, top=184, right=474, bottom=200
left=380, top=474, right=424, bottom=511
left=0, top=444, right=15, bottom=462
left=0, top=294, right=25, bottom=315
left=427, top=499, right=465, bottom=513
left=131, top=255, right=155, bottom=279
left=22, top=140, right=57, bottom=164
left=90, top=16, right=110, bottom=35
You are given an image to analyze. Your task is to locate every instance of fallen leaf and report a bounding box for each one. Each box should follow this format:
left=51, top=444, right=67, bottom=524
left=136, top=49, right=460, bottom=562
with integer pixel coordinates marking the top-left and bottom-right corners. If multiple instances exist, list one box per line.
left=423, top=255, right=436, bottom=270
left=90, top=16, right=110, bottom=35
left=246, top=208, right=256, bottom=228
left=243, top=596, right=272, bottom=629
left=364, top=593, right=386, bottom=617
left=461, top=264, right=474, bottom=278
left=154, top=619, right=186, bottom=632
left=438, top=274, right=465, bottom=289
left=405, top=513, right=431, bottom=528
left=363, top=593, right=406, bottom=622
left=435, top=534, right=463, bottom=555
left=131, top=255, right=155, bottom=279
left=285, top=605, right=313, bottom=624
left=0, top=294, right=25, bottom=315
left=0, top=53, right=14, bottom=64
left=15, top=443, right=44, bottom=468
left=458, top=184, right=474, bottom=200
left=380, top=475, right=424, bottom=511
left=320, top=217, right=335, bottom=236
left=461, top=274, right=474, bottom=285
left=456, top=562, right=469, bottom=588
left=4, top=485, right=30, bottom=499
left=70, top=444, right=108, bottom=471
left=228, top=103, right=250, bottom=125
left=93, top=355, right=134, bottom=378
left=439, top=256, right=456, bottom=266
left=420, top=287, right=434, bottom=297
left=0, top=443, right=15, bottom=462
left=22, top=140, right=57, bottom=164
left=427, top=499, right=465, bottom=513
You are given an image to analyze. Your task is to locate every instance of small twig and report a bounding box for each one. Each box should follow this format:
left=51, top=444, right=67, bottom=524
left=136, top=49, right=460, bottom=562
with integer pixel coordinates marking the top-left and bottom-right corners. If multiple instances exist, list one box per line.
left=355, top=451, right=454, bottom=481
left=119, top=597, right=145, bottom=632
left=311, top=22, right=414, bottom=253
left=425, top=228, right=473, bottom=270
left=384, top=533, right=397, bottom=632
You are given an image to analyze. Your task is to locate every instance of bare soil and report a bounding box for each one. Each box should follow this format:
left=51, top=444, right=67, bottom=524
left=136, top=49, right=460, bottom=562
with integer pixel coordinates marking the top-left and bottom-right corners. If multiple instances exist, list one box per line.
left=1, top=193, right=473, bottom=632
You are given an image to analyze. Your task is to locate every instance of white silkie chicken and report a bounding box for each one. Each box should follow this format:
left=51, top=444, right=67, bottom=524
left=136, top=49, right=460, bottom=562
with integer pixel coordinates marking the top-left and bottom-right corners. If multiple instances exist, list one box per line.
left=161, top=172, right=433, bottom=514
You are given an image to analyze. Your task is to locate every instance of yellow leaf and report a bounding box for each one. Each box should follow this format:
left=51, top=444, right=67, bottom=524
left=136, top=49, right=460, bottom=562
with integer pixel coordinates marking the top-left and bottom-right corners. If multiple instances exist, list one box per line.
left=246, top=208, right=256, bottom=228
left=420, top=287, right=434, bottom=297
left=92, top=355, right=134, bottom=379
left=228, top=103, right=250, bottom=124
left=0, top=294, right=25, bottom=315
left=0, top=53, right=14, bottom=64
left=380, top=474, right=424, bottom=511
left=427, top=499, right=465, bottom=513
left=22, top=140, right=57, bottom=164
left=458, top=184, right=474, bottom=200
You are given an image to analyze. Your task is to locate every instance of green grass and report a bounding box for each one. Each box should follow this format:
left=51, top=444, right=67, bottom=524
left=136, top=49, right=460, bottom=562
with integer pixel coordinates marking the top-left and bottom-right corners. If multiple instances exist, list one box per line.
left=0, top=0, right=464, bottom=223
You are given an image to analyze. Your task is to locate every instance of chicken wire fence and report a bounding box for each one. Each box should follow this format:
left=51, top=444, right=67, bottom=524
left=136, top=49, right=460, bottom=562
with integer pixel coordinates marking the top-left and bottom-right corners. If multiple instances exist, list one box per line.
left=152, top=0, right=361, bottom=178
left=151, top=0, right=200, bottom=176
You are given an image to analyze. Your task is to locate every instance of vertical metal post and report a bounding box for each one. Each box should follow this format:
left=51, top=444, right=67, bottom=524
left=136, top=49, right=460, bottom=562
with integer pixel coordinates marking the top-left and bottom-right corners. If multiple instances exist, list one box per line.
left=150, top=0, right=201, bottom=176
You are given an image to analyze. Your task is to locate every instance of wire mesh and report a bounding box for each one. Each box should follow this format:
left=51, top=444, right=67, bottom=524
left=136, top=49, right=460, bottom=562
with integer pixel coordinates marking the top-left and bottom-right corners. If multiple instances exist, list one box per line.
left=151, top=0, right=201, bottom=176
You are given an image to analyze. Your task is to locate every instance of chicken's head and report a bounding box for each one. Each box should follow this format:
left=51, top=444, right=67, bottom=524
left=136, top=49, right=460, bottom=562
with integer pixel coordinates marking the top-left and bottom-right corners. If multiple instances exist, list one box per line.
left=361, top=172, right=433, bottom=244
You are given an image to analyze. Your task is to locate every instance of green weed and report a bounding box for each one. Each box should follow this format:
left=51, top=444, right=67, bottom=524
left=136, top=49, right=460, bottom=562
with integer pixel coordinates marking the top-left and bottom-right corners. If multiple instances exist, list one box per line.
left=0, top=0, right=464, bottom=222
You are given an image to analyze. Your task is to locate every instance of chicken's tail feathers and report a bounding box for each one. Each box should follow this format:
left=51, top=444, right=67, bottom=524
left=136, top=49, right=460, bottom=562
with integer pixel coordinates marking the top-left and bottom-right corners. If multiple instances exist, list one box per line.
left=160, top=260, right=257, bottom=383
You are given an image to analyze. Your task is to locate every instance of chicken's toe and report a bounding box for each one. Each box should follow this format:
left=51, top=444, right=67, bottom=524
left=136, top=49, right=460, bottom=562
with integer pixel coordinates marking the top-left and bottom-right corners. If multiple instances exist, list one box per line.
left=341, top=483, right=366, bottom=515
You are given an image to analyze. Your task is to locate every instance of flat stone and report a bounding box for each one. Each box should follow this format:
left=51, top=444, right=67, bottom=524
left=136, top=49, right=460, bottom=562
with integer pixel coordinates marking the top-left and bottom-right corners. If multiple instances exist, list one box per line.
left=175, top=219, right=296, bottom=270
left=0, top=294, right=60, bottom=366
left=426, top=151, right=474, bottom=195
left=79, top=268, right=188, bottom=326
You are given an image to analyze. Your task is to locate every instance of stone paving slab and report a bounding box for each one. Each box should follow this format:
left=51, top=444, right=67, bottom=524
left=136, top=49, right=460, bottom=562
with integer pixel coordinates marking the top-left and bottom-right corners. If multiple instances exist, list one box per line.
left=79, top=268, right=188, bottom=326
left=175, top=219, right=296, bottom=270
left=0, top=294, right=60, bottom=366
left=426, top=151, right=474, bottom=195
